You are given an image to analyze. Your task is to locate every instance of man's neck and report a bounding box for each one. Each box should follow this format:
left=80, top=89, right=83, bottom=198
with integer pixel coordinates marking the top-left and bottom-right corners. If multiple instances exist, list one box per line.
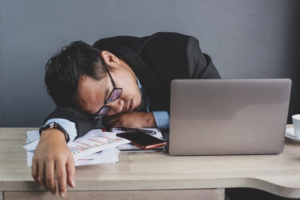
left=118, top=58, right=137, bottom=80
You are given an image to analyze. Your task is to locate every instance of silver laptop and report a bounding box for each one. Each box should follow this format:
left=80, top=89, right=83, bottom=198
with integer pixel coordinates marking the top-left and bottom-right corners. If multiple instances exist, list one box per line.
left=169, top=79, right=291, bottom=155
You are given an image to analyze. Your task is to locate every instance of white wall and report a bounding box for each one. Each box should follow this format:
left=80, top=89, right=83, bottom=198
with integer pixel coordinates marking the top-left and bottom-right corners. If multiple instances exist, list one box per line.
left=0, top=0, right=299, bottom=126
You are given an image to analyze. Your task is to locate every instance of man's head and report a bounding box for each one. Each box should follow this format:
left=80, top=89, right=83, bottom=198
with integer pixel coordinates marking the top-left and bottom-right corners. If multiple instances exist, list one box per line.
left=45, top=41, right=142, bottom=118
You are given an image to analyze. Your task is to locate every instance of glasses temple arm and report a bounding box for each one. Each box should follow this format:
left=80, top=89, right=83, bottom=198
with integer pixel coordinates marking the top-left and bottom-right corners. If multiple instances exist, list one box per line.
left=101, top=58, right=117, bottom=88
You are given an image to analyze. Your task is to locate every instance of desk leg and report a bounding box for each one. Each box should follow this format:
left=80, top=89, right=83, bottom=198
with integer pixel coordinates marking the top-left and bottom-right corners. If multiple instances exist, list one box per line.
left=0, top=191, right=3, bottom=200
left=217, top=188, right=225, bottom=200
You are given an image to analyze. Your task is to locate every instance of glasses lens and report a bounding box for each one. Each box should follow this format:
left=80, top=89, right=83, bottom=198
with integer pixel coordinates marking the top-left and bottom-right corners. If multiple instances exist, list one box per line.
left=97, top=106, right=110, bottom=117
left=106, top=88, right=122, bottom=104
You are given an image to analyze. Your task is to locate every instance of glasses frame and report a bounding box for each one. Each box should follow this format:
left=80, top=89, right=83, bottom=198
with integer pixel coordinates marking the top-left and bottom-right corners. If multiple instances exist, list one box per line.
left=93, top=57, right=123, bottom=120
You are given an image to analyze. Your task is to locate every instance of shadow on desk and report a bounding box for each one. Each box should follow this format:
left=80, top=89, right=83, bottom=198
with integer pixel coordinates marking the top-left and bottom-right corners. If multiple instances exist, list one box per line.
left=226, top=188, right=299, bottom=200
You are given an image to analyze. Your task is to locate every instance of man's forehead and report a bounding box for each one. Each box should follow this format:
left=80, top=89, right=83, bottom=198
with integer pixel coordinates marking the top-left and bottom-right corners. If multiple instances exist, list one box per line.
left=76, top=75, right=110, bottom=114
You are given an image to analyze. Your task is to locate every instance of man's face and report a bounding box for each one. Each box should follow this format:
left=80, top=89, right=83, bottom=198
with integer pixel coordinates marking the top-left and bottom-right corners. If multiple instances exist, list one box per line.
left=76, top=58, right=142, bottom=117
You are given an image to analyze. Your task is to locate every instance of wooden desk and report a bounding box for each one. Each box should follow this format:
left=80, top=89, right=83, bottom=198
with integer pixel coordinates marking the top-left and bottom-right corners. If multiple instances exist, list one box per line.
left=0, top=127, right=300, bottom=200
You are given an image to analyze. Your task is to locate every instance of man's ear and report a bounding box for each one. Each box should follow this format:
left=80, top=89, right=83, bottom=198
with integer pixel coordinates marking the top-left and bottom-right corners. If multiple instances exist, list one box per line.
left=101, top=51, right=120, bottom=66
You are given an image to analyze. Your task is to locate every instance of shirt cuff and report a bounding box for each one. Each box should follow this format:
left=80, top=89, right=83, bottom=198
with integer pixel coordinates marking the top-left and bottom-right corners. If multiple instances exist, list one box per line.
left=152, top=111, right=170, bottom=130
left=45, top=118, right=77, bottom=143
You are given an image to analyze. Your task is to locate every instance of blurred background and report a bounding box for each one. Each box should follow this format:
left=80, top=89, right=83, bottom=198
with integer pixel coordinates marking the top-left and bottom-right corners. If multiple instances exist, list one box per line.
left=0, top=0, right=299, bottom=127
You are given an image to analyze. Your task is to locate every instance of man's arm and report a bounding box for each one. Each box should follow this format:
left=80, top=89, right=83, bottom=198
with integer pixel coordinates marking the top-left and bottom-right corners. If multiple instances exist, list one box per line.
left=101, top=110, right=169, bottom=130
left=102, top=111, right=157, bottom=128
left=32, top=107, right=97, bottom=196
left=32, top=129, right=75, bottom=197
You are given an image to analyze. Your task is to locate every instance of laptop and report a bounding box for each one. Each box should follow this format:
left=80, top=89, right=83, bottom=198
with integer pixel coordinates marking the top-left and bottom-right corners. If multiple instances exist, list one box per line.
left=169, top=79, right=291, bottom=155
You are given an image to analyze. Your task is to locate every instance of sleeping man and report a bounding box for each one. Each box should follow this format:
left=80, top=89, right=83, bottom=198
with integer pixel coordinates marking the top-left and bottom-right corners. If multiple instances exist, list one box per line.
left=32, top=32, right=221, bottom=196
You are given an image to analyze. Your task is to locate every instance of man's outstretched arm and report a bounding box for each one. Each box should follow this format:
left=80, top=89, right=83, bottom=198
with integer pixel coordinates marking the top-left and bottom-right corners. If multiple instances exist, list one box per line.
left=32, top=129, right=75, bottom=197
left=32, top=107, right=97, bottom=196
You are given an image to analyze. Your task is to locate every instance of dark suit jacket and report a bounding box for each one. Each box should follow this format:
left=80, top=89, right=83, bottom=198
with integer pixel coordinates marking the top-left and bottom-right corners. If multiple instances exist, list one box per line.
left=44, top=32, right=221, bottom=138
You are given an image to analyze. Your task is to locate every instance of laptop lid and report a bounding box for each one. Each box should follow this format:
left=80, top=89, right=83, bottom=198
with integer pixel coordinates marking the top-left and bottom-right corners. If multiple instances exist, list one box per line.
left=169, top=79, right=291, bottom=155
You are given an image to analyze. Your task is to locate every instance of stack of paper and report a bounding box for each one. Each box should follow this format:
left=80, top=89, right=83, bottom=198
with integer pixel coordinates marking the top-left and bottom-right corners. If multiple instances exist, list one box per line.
left=23, top=129, right=131, bottom=166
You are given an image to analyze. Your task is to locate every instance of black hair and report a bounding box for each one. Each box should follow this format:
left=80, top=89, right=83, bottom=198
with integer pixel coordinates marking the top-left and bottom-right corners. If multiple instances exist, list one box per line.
left=44, top=41, right=112, bottom=107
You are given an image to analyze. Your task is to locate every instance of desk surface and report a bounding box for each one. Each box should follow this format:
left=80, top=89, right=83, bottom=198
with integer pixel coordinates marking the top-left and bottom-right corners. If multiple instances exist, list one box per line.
left=0, top=126, right=300, bottom=198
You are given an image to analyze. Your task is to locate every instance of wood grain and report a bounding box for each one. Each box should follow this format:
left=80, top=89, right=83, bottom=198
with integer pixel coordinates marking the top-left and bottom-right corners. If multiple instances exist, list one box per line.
left=4, top=189, right=224, bottom=200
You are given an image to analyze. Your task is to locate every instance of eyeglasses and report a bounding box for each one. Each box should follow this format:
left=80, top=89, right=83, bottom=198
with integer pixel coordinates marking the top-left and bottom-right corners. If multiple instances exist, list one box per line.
left=93, top=58, right=123, bottom=120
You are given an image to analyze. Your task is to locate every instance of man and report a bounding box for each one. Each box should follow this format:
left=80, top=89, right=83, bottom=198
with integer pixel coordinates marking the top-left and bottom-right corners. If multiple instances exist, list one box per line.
left=32, top=32, right=221, bottom=197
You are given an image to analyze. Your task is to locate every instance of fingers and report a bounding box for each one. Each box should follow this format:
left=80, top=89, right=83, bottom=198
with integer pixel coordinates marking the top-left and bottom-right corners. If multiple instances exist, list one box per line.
left=32, top=157, right=55, bottom=194
left=102, top=115, right=115, bottom=126
left=105, top=119, right=119, bottom=127
left=38, top=161, right=48, bottom=190
left=45, top=161, right=56, bottom=195
left=32, top=158, right=72, bottom=197
left=66, top=154, right=76, bottom=188
left=31, top=159, right=40, bottom=184
left=102, top=119, right=115, bottom=128
left=32, top=130, right=72, bottom=197
left=103, top=115, right=123, bottom=127
left=56, top=159, right=67, bottom=197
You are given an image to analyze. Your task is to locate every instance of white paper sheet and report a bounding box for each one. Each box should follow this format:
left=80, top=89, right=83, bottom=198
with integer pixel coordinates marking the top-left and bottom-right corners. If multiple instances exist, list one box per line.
left=24, top=129, right=130, bottom=166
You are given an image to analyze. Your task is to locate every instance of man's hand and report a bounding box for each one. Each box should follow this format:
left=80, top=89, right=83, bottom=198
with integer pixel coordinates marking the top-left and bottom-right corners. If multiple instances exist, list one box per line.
left=102, top=111, right=157, bottom=128
left=31, top=129, right=75, bottom=197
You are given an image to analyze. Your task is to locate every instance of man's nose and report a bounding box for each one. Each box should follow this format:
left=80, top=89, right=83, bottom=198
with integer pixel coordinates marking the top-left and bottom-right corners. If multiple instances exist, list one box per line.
left=107, top=99, right=124, bottom=114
